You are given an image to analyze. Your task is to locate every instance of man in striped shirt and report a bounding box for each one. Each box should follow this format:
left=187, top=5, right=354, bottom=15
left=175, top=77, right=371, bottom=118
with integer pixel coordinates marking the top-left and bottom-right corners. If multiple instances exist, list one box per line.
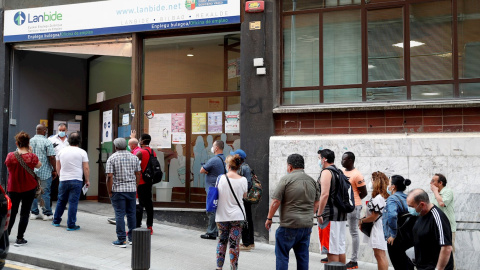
left=407, top=189, right=454, bottom=270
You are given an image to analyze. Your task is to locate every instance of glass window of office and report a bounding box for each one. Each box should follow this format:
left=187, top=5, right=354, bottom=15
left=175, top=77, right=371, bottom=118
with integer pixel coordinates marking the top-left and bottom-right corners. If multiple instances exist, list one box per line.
left=281, top=0, right=480, bottom=105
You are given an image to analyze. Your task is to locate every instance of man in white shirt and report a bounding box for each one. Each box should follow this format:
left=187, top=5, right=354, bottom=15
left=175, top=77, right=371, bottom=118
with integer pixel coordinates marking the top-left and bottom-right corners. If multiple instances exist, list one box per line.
left=49, top=123, right=69, bottom=155
left=52, top=132, right=89, bottom=231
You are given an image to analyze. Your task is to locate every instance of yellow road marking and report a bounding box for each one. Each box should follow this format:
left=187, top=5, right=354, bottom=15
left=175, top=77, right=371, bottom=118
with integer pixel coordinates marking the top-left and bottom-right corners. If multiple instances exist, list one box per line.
left=5, top=263, right=38, bottom=270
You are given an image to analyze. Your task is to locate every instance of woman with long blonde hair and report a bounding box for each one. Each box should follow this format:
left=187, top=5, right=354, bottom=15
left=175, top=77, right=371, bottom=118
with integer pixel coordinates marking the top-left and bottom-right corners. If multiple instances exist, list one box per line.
left=359, top=171, right=390, bottom=270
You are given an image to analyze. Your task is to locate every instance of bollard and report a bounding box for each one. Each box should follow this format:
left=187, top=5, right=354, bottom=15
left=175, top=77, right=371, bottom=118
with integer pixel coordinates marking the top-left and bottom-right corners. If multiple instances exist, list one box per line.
left=131, top=228, right=151, bottom=270
left=325, top=262, right=347, bottom=270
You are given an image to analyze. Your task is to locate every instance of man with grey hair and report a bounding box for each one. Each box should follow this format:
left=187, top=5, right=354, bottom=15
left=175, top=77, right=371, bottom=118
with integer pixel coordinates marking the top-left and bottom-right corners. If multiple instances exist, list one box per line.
left=106, top=138, right=141, bottom=248
left=407, top=189, right=454, bottom=270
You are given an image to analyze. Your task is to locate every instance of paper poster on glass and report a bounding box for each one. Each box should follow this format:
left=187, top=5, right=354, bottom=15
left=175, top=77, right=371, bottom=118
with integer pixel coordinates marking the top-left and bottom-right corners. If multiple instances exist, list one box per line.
left=192, top=113, right=207, bottom=134
left=208, top=112, right=223, bottom=134
left=149, top=113, right=172, bottom=148
left=67, top=122, right=81, bottom=137
left=172, top=132, right=186, bottom=144
left=225, top=111, right=240, bottom=133
left=102, top=110, right=112, bottom=143
left=171, top=113, right=185, bottom=133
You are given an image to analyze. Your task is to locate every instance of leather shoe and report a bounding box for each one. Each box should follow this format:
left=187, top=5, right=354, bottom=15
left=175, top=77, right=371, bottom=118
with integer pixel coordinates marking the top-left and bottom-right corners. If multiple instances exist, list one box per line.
left=200, top=234, right=216, bottom=240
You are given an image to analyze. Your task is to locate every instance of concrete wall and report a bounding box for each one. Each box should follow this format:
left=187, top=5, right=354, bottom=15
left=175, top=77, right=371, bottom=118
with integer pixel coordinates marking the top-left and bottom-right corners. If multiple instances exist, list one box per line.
left=8, top=50, right=87, bottom=152
left=269, top=134, right=480, bottom=269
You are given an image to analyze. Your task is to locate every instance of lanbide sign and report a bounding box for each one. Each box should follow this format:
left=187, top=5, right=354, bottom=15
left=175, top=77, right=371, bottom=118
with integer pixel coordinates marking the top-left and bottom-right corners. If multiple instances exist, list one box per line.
left=245, top=1, right=264, bottom=13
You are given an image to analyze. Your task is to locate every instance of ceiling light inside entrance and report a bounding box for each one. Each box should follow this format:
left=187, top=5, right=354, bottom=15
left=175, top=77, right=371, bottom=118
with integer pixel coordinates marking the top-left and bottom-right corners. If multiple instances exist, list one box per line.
left=187, top=54, right=194, bottom=57
left=392, top=40, right=425, bottom=48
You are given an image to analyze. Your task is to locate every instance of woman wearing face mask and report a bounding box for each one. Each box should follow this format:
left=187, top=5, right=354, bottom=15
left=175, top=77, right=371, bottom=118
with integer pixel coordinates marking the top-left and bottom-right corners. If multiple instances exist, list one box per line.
left=382, top=175, right=414, bottom=269
left=359, top=172, right=389, bottom=270
left=215, top=154, right=248, bottom=270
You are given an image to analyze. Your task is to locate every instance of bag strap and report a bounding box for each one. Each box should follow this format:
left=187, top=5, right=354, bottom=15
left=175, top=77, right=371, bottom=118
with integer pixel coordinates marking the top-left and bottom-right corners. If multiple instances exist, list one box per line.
left=217, top=156, right=227, bottom=174
left=14, top=151, right=37, bottom=179
left=225, top=174, right=246, bottom=221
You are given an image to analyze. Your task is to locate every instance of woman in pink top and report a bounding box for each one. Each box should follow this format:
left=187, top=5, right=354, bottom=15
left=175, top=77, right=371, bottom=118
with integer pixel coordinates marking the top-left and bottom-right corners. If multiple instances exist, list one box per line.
left=5, top=131, right=41, bottom=246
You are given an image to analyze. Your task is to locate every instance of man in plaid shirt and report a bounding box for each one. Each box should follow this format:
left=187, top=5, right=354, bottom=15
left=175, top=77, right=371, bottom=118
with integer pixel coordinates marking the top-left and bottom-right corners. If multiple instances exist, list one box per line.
left=29, top=124, right=57, bottom=220
left=106, top=138, right=141, bottom=248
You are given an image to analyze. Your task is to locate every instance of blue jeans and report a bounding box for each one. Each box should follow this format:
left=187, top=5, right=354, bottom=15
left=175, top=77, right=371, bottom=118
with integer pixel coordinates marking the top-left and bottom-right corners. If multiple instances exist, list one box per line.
left=31, top=177, right=53, bottom=216
left=275, top=227, right=312, bottom=270
left=110, top=192, right=136, bottom=241
left=53, top=180, right=82, bottom=228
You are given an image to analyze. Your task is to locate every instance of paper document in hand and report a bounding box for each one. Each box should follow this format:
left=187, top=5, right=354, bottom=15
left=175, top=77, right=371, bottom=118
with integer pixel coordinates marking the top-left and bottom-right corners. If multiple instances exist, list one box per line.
left=82, top=184, right=89, bottom=195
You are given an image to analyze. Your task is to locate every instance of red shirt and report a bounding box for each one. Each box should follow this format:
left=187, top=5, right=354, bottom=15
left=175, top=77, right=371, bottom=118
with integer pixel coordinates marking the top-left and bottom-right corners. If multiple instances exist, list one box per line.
left=133, top=147, right=157, bottom=185
left=5, top=152, right=39, bottom=193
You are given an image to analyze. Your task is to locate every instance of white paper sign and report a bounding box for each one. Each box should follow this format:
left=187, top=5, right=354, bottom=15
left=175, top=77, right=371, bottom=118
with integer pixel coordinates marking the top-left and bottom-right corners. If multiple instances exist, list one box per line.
left=102, top=110, right=113, bottom=143
left=149, top=113, right=172, bottom=148
left=122, top=114, right=129, bottom=126
left=172, top=132, right=186, bottom=144
left=225, top=111, right=240, bottom=133
left=67, top=122, right=81, bottom=136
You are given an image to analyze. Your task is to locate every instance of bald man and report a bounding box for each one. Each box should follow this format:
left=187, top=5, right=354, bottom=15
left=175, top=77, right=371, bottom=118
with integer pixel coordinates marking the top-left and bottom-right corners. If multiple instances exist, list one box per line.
left=29, top=124, right=57, bottom=220
left=407, top=189, right=454, bottom=270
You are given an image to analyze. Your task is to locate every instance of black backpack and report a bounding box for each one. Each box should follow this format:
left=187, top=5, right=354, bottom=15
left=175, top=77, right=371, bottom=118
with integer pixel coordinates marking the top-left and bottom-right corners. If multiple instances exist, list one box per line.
left=142, top=148, right=163, bottom=185
left=326, top=167, right=355, bottom=214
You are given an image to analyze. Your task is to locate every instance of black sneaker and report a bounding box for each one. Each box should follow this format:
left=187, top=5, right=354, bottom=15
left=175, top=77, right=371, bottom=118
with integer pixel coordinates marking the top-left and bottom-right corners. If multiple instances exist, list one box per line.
left=200, top=234, right=216, bottom=240
left=346, top=261, right=358, bottom=269
left=321, top=257, right=328, bottom=263
left=14, top=238, right=28, bottom=247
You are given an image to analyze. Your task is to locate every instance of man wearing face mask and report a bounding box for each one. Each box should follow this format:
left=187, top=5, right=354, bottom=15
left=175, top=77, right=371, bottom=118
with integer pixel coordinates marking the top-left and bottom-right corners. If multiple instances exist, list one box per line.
left=29, top=124, right=57, bottom=220
left=200, top=140, right=226, bottom=240
left=49, top=123, right=70, bottom=209
left=407, top=189, right=454, bottom=270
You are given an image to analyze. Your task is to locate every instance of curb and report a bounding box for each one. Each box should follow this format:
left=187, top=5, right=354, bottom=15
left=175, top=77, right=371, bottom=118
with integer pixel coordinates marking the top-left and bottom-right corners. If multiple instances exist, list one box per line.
left=8, top=252, right=93, bottom=270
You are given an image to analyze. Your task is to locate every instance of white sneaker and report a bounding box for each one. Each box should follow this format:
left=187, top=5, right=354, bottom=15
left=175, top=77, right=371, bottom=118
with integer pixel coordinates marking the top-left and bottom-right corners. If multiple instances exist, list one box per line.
left=43, top=215, right=53, bottom=221
left=29, top=214, right=39, bottom=220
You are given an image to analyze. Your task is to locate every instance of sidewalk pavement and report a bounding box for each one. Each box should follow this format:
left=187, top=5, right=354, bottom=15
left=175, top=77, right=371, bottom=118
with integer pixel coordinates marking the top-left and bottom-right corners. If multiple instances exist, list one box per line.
left=8, top=201, right=390, bottom=270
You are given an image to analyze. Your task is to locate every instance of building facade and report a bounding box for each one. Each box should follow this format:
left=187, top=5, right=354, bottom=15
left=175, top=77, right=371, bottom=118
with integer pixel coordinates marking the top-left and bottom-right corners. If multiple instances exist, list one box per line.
left=1, top=0, right=479, bottom=266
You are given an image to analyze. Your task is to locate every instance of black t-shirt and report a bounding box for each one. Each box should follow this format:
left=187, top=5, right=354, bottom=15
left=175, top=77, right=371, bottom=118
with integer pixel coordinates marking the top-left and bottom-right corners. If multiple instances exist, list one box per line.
left=413, top=205, right=454, bottom=270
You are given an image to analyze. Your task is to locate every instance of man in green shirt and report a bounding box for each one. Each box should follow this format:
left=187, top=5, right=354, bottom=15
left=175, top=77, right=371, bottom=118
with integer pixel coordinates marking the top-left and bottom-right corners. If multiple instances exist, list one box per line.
left=430, top=173, right=457, bottom=254
left=265, top=154, right=320, bottom=270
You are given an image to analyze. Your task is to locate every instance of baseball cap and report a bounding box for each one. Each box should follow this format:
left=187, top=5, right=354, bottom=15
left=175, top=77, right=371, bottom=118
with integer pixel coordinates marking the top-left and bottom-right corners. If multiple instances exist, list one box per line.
left=230, top=149, right=246, bottom=159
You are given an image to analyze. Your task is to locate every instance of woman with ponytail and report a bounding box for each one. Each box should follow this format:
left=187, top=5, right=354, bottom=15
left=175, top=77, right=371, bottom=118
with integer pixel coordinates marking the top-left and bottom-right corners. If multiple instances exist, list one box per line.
left=383, top=174, right=414, bottom=269
left=214, top=154, right=248, bottom=270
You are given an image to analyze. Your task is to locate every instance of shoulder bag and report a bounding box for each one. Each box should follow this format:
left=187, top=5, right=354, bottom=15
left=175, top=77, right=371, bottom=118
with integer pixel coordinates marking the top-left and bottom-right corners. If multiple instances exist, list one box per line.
left=225, top=174, right=248, bottom=229
left=14, top=151, right=45, bottom=207
left=205, top=156, right=227, bottom=212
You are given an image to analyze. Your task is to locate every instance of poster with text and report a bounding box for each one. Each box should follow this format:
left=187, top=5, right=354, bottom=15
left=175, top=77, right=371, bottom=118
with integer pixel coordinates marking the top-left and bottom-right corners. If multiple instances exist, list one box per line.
left=172, top=132, right=186, bottom=144
left=208, top=112, right=223, bottom=134
left=192, top=113, right=207, bottom=134
left=102, top=110, right=112, bottom=143
left=225, top=111, right=240, bottom=133
left=171, top=113, right=185, bottom=133
left=149, top=113, right=172, bottom=149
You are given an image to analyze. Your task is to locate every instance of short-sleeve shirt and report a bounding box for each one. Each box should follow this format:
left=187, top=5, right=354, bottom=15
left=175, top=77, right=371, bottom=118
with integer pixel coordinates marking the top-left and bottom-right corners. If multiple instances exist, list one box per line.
left=133, top=147, right=157, bottom=186
left=202, top=154, right=225, bottom=188
left=343, top=168, right=365, bottom=206
left=431, top=187, right=456, bottom=232
left=272, top=169, right=320, bottom=228
left=48, top=134, right=69, bottom=156
left=56, top=146, right=89, bottom=181
left=30, top=135, right=55, bottom=180
left=5, top=152, right=39, bottom=193
left=215, top=175, right=248, bottom=222
left=105, top=150, right=141, bottom=193
left=413, top=205, right=454, bottom=270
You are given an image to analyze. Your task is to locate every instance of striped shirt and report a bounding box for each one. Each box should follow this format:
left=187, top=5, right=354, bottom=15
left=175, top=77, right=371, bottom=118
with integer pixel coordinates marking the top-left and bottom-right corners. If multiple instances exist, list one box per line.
left=105, top=150, right=141, bottom=193
left=30, top=135, right=55, bottom=180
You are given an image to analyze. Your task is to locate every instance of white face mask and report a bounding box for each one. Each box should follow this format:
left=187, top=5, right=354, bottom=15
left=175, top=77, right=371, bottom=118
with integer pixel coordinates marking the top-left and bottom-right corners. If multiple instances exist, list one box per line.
left=211, top=147, right=215, bottom=154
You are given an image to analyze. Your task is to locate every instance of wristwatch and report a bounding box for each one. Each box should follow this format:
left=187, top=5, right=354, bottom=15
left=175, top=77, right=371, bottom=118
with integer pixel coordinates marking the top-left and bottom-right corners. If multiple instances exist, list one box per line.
left=267, top=218, right=272, bottom=221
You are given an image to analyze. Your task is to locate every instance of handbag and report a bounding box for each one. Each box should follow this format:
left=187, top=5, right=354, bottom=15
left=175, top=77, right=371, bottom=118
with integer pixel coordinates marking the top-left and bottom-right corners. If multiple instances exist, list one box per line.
left=205, top=157, right=227, bottom=212
left=360, top=221, right=374, bottom=237
left=14, top=151, right=45, bottom=207
left=225, top=175, right=248, bottom=229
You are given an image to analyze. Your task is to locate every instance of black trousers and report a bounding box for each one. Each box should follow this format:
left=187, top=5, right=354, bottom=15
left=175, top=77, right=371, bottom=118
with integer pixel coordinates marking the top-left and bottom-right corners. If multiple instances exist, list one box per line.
left=136, top=183, right=154, bottom=228
left=387, top=239, right=415, bottom=270
left=241, top=201, right=255, bottom=246
left=8, top=188, right=36, bottom=240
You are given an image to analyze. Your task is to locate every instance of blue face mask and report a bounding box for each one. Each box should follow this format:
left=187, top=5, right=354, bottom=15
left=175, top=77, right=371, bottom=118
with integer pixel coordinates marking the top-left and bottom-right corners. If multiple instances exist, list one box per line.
left=387, top=186, right=392, bottom=195
left=318, top=159, right=323, bottom=169
left=58, top=131, right=66, bottom=137
left=408, top=206, right=420, bottom=216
